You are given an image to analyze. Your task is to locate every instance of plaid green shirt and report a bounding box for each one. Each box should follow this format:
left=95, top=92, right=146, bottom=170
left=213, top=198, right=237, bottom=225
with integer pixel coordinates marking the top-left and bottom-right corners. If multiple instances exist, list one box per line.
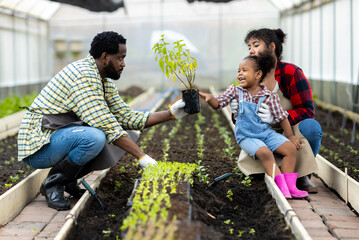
left=18, top=55, right=150, bottom=161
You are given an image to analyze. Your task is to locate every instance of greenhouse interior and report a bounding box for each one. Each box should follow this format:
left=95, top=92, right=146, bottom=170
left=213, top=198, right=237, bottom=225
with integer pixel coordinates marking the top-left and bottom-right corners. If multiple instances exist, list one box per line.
left=1, top=0, right=359, bottom=240
left=1, top=0, right=358, bottom=111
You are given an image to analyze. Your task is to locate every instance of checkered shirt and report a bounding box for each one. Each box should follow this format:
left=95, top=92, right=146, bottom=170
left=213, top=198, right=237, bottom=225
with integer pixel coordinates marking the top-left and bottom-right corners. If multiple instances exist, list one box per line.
left=275, top=60, right=315, bottom=125
left=17, top=55, right=150, bottom=161
left=216, top=84, right=288, bottom=123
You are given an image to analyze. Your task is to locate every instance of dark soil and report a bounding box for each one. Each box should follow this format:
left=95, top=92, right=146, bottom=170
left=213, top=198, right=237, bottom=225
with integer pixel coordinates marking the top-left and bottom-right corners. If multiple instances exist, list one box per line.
left=70, top=95, right=295, bottom=240
left=315, top=105, right=359, bottom=182
left=0, top=135, right=33, bottom=195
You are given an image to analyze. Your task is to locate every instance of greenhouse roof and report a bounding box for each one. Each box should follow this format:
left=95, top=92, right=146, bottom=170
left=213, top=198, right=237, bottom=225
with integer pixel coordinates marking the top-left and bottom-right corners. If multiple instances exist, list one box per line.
left=50, top=0, right=124, bottom=12
left=269, top=0, right=302, bottom=10
left=0, top=0, right=60, bottom=20
left=0, top=0, right=319, bottom=20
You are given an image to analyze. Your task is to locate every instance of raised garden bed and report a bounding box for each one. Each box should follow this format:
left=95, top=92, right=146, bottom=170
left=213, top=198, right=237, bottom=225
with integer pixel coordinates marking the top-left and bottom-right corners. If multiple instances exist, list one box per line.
left=69, top=98, right=296, bottom=240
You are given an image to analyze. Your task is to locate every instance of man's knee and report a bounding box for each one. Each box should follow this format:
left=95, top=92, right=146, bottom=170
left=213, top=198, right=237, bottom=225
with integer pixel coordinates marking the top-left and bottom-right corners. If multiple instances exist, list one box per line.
left=83, top=127, right=106, bottom=151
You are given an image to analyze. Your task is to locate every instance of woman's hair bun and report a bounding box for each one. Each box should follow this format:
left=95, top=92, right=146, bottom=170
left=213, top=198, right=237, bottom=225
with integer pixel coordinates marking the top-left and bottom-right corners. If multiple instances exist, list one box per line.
left=273, top=29, right=286, bottom=44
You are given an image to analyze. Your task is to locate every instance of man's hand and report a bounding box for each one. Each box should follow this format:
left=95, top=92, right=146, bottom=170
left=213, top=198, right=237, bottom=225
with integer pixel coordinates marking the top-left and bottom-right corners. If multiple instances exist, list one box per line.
left=139, top=155, right=158, bottom=169
left=169, top=99, right=188, bottom=119
left=229, top=99, right=238, bottom=115
left=258, top=103, right=275, bottom=124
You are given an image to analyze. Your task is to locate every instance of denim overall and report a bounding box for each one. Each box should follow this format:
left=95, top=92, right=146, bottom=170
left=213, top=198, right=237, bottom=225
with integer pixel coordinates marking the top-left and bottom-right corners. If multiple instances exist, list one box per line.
left=234, top=88, right=288, bottom=157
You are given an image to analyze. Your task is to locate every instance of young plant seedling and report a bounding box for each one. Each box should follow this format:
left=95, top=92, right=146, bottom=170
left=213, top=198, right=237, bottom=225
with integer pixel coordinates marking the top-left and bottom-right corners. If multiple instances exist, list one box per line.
left=241, top=176, right=252, bottom=186
left=153, top=34, right=200, bottom=113
left=226, top=189, right=233, bottom=201
left=153, top=34, right=197, bottom=91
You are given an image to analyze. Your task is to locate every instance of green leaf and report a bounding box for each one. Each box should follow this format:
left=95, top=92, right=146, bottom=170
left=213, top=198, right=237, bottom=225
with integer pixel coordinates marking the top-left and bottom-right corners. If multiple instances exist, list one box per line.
left=159, top=59, right=165, bottom=74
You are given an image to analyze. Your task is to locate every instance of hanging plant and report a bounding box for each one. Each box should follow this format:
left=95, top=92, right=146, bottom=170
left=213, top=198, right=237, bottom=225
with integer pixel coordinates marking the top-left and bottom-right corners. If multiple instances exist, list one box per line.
left=152, top=34, right=200, bottom=114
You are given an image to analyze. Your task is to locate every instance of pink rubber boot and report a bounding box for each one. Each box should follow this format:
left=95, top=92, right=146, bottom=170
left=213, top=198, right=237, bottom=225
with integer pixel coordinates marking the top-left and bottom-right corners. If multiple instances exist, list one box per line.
left=274, top=174, right=291, bottom=199
left=284, top=173, right=309, bottom=198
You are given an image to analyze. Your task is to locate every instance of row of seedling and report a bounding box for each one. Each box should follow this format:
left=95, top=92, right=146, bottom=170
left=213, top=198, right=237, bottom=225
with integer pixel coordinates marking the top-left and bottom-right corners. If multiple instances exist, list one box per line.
left=323, top=132, right=359, bottom=155
left=320, top=144, right=359, bottom=179
left=211, top=112, right=252, bottom=185
left=121, top=161, right=198, bottom=240
left=194, top=113, right=209, bottom=184
left=211, top=112, right=237, bottom=158
left=161, top=119, right=182, bottom=161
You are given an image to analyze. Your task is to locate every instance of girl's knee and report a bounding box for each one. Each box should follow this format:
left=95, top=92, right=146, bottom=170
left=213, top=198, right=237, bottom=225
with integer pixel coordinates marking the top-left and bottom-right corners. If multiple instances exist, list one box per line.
left=277, top=141, right=296, bottom=156
left=256, top=146, right=273, bottom=160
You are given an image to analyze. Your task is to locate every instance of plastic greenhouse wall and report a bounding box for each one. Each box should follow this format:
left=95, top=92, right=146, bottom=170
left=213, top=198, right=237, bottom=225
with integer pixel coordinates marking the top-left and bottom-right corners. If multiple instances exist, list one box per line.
left=0, top=10, right=53, bottom=99
left=281, top=0, right=359, bottom=112
left=49, top=0, right=279, bottom=91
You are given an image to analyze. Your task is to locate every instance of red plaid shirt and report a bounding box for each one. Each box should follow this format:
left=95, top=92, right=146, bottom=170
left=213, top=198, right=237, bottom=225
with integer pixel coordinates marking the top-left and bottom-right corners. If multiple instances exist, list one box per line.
left=216, top=84, right=288, bottom=124
left=275, top=60, right=315, bottom=125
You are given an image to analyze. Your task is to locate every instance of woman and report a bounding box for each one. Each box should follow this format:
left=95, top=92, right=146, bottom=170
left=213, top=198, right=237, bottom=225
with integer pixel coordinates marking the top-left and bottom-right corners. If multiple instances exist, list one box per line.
left=232, top=28, right=322, bottom=193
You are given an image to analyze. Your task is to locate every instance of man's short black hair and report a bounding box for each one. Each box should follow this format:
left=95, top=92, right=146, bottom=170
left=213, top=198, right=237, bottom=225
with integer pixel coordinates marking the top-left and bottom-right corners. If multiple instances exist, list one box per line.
left=89, top=31, right=127, bottom=59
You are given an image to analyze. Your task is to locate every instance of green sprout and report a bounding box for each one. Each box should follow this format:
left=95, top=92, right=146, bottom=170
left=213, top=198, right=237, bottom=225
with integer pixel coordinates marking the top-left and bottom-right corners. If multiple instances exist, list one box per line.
left=114, top=180, right=122, bottom=190
left=249, top=228, right=256, bottom=235
left=241, top=176, right=252, bottom=186
left=226, top=189, right=233, bottom=201
left=102, top=230, right=112, bottom=237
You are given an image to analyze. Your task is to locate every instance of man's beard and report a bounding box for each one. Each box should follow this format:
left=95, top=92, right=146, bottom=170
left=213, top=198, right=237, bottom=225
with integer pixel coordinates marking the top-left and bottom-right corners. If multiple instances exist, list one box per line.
left=104, top=60, right=121, bottom=80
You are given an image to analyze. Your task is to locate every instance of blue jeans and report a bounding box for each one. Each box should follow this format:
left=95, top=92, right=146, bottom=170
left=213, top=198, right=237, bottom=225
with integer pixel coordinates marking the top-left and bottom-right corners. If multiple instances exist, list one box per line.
left=23, top=126, right=106, bottom=168
left=298, top=119, right=322, bottom=156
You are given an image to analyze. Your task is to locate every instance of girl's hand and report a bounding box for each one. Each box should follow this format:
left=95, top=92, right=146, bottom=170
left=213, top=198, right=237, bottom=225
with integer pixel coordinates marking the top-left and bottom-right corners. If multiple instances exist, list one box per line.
left=199, top=91, right=219, bottom=108
left=288, top=136, right=302, bottom=150
left=198, top=91, right=214, bottom=102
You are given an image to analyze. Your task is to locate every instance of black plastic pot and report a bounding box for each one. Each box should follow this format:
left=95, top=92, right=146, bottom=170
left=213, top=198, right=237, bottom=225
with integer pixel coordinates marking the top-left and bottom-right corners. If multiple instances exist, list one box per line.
left=182, top=89, right=200, bottom=114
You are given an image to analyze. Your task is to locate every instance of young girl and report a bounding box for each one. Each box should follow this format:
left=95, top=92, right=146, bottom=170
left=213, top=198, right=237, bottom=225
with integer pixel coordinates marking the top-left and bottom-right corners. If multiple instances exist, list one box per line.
left=199, top=53, right=308, bottom=198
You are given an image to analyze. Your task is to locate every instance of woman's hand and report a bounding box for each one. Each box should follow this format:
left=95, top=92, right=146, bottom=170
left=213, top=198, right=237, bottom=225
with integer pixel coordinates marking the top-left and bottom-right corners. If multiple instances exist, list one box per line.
left=229, top=99, right=238, bottom=116
left=258, top=103, right=275, bottom=124
left=288, top=135, right=302, bottom=150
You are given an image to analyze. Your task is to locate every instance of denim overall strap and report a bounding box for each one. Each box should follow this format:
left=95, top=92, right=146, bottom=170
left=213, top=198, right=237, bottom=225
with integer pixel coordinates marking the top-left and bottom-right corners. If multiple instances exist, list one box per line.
left=238, top=88, right=244, bottom=114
